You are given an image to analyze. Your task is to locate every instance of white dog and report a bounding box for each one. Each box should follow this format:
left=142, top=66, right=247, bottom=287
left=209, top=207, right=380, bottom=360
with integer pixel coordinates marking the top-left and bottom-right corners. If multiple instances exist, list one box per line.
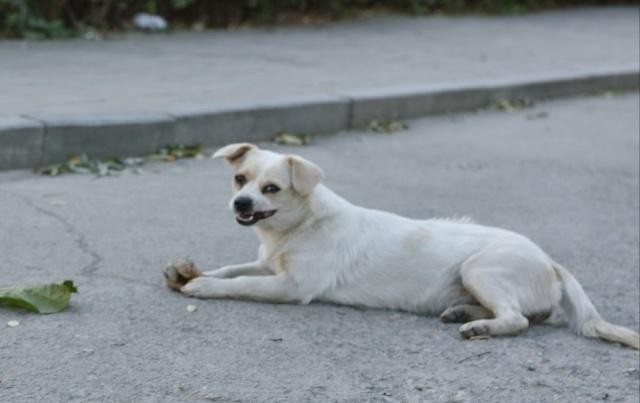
left=164, top=143, right=639, bottom=349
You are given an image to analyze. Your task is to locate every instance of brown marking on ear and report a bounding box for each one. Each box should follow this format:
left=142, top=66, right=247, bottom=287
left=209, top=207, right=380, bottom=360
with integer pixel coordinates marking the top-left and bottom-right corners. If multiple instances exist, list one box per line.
left=213, top=143, right=257, bottom=163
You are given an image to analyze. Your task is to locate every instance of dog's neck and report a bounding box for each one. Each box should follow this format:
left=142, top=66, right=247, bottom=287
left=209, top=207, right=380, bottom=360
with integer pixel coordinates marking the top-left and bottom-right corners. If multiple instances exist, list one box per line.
left=255, top=184, right=350, bottom=245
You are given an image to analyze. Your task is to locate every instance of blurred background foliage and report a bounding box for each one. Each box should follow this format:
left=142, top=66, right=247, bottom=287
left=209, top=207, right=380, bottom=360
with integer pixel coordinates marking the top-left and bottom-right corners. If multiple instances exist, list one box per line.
left=0, top=0, right=634, bottom=39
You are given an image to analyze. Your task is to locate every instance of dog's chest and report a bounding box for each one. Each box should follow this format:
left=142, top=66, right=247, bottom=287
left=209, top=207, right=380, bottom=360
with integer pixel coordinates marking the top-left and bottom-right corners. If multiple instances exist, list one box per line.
left=267, top=252, right=289, bottom=274
left=259, top=240, right=292, bottom=274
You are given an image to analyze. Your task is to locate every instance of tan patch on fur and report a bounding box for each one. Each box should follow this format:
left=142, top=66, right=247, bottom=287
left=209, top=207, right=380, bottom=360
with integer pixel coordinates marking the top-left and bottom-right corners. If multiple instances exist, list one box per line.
left=276, top=253, right=289, bottom=274
left=404, top=227, right=430, bottom=250
left=235, top=170, right=250, bottom=179
left=232, top=170, right=251, bottom=191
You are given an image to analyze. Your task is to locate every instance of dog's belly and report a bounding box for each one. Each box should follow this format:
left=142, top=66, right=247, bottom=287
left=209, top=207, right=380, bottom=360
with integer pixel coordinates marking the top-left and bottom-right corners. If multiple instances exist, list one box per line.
left=316, top=263, right=472, bottom=314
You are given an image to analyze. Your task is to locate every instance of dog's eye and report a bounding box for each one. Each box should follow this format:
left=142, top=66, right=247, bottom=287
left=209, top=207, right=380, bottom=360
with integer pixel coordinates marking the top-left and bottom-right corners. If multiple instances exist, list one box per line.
left=234, top=175, right=247, bottom=186
left=262, top=184, right=281, bottom=194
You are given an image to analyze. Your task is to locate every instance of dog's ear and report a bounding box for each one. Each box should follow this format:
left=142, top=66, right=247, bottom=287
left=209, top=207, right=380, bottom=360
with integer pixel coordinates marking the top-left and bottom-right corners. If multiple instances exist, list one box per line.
left=288, top=155, right=324, bottom=195
left=213, top=143, right=257, bottom=163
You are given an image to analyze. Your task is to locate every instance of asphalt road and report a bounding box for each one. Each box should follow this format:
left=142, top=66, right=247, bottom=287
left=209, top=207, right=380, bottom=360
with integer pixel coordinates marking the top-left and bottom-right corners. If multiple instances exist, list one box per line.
left=1, top=94, right=638, bottom=402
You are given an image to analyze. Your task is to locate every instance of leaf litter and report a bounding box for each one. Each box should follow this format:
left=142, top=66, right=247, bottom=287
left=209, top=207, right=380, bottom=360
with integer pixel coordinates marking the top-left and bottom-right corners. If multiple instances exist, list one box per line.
left=366, top=119, right=409, bottom=133
left=150, top=144, right=204, bottom=161
left=495, top=97, right=535, bottom=112
left=38, top=144, right=203, bottom=177
left=273, top=132, right=312, bottom=146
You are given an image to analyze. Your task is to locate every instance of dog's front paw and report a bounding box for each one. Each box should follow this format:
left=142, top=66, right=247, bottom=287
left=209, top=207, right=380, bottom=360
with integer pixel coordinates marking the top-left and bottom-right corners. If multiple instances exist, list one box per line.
left=180, top=277, right=210, bottom=297
left=163, top=258, right=201, bottom=291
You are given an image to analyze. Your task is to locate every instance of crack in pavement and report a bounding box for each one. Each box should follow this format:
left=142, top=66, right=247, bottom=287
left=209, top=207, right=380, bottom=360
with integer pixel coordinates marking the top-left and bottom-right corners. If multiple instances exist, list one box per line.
left=1, top=189, right=103, bottom=275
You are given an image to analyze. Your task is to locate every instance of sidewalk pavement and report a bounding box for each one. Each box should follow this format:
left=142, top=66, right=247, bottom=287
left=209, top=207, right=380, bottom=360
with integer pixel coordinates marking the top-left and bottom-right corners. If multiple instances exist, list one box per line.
left=1, top=7, right=638, bottom=170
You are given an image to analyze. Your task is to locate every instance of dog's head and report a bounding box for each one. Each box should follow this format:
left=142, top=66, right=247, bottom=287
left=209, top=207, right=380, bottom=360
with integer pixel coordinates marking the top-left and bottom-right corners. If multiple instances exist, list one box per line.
left=213, top=143, right=324, bottom=230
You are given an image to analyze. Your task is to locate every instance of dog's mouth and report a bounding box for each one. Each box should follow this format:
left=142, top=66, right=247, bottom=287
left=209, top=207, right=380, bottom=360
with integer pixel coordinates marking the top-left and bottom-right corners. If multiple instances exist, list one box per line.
left=235, top=210, right=277, bottom=226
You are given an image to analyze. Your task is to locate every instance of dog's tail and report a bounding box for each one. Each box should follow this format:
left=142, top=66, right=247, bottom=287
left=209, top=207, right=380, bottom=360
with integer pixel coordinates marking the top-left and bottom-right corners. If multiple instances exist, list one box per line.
left=553, top=262, right=639, bottom=349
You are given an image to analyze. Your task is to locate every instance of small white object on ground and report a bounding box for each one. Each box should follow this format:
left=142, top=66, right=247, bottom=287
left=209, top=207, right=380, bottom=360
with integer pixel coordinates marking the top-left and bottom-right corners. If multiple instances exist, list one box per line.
left=186, top=304, right=197, bottom=313
left=7, top=320, right=20, bottom=327
left=451, top=391, right=468, bottom=402
left=133, top=13, right=168, bottom=31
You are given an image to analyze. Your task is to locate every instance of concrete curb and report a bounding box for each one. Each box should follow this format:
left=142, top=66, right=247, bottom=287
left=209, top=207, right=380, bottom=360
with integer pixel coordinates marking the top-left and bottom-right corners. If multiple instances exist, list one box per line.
left=1, top=68, right=638, bottom=171
left=0, top=116, right=45, bottom=170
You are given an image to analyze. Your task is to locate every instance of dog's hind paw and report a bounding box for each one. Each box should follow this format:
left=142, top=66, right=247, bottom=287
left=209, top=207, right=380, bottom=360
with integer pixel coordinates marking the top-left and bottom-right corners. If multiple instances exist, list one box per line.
left=163, top=258, right=201, bottom=291
left=459, top=322, right=490, bottom=340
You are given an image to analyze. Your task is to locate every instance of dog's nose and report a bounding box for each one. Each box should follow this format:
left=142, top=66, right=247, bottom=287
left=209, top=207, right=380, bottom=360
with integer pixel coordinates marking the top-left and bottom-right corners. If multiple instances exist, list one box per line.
left=234, top=197, right=253, bottom=212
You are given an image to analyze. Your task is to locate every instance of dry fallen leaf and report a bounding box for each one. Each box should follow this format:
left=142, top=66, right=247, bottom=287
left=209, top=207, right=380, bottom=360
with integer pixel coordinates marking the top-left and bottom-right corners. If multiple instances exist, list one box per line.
left=273, top=133, right=312, bottom=146
left=496, top=97, right=534, bottom=112
left=367, top=119, right=409, bottom=133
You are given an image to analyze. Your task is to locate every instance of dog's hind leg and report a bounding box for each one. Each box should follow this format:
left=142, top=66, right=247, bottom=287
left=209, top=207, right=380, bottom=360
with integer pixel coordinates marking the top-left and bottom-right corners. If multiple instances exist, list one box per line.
left=440, top=304, right=493, bottom=323
left=458, top=265, right=530, bottom=338
left=458, top=308, right=529, bottom=338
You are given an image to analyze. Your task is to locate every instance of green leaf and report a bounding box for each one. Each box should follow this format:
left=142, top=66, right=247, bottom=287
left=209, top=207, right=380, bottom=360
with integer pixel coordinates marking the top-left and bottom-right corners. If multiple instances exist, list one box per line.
left=0, top=280, right=78, bottom=314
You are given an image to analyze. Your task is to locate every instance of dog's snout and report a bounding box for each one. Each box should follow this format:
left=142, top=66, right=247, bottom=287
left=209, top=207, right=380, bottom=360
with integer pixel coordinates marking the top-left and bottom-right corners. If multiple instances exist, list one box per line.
left=234, top=197, right=253, bottom=212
